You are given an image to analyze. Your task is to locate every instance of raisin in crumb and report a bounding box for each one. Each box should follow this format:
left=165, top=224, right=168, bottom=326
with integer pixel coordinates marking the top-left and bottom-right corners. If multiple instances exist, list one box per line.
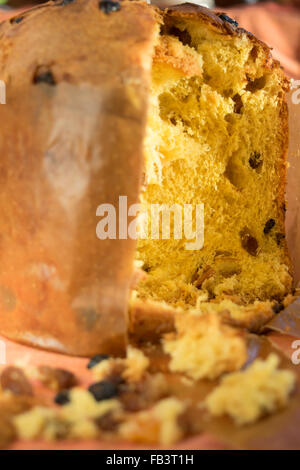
left=99, top=0, right=121, bottom=14
left=264, top=218, right=275, bottom=234
left=249, top=151, right=262, bottom=170
left=241, top=231, right=258, bottom=256
left=54, top=390, right=70, bottom=406
left=95, top=412, right=119, bottom=431
left=272, top=302, right=284, bottom=314
left=276, top=233, right=285, bottom=246
left=88, top=381, right=118, bottom=401
left=218, top=14, right=238, bottom=27
left=87, top=354, right=110, bottom=369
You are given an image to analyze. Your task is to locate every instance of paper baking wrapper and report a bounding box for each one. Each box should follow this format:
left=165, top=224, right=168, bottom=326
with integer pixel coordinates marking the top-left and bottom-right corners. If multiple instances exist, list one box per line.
left=265, top=93, right=300, bottom=336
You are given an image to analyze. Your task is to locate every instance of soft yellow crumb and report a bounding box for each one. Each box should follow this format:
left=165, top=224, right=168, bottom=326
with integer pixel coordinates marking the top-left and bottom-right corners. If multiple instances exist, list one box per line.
left=204, top=353, right=296, bottom=425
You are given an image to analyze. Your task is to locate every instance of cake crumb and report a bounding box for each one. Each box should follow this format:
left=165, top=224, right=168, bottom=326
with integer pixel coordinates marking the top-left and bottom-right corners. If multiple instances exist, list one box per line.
left=92, top=346, right=149, bottom=383
left=163, top=313, right=247, bottom=380
left=204, top=354, right=296, bottom=425
left=119, top=397, right=185, bottom=446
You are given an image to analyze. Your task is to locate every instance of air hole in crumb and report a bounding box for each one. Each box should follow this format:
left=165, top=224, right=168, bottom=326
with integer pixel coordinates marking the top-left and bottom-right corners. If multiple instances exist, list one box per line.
left=232, top=93, right=243, bottom=114
left=250, top=46, right=258, bottom=61
left=167, top=26, right=192, bottom=47
left=246, top=75, right=266, bottom=92
left=225, top=155, right=247, bottom=190
left=249, top=151, right=262, bottom=171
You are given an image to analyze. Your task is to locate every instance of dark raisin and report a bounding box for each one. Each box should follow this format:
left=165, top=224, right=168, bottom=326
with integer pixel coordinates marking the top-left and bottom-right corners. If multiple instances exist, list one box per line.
left=168, top=27, right=192, bottom=47
left=38, top=366, right=77, bottom=391
left=10, top=16, right=24, bottom=25
left=54, top=390, right=70, bottom=405
left=232, top=93, right=243, bottom=114
left=276, top=233, right=285, bottom=246
left=264, top=218, right=275, bottom=234
left=0, top=367, right=33, bottom=396
left=87, top=354, right=110, bottom=369
left=272, top=301, right=284, bottom=314
left=99, top=0, right=121, bottom=14
left=88, top=381, right=118, bottom=401
left=218, top=14, right=238, bottom=27
left=249, top=151, right=262, bottom=170
left=241, top=231, right=258, bottom=256
left=282, top=202, right=287, bottom=213
left=59, top=0, right=76, bottom=5
left=95, top=412, right=119, bottom=431
left=33, top=69, right=56, bottom=86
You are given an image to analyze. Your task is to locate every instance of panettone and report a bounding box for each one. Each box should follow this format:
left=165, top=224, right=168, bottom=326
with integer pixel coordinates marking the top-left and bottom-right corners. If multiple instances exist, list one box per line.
left=0, top=0, right=292, bottom=355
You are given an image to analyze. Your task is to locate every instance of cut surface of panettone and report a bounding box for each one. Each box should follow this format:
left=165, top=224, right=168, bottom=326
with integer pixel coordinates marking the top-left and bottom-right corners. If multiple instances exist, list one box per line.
left=133, top=3, right=292, bottom=333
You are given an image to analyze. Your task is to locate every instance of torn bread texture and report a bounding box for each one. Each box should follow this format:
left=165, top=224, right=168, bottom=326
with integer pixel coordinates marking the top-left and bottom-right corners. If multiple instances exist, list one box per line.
left=163, top=313, right=247, bottom=380
left=13, top=389, right=121, bottom=441
left=92, top=346, right=149, bottom=383
left=119, top=397, right=185, bottom=446
left=204, top=354, right=296, bottom=425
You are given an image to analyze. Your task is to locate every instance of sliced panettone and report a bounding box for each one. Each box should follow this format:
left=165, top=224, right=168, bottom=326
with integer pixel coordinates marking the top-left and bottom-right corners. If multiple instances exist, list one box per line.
left=0, top=1, right=292, bottom=355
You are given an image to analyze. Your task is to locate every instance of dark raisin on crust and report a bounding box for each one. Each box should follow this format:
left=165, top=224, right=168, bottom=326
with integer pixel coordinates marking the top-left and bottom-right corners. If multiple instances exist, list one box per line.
left=59, top=0, right=76, bottom=5
left=88, top=381, right=118, bottom=401
left=54, top=390, right=70, bottom=405
left=272, top=301, right=284, bottom=314
left=218, top=14, right=238, bottom=27
left=87, top=354, right=110, bottom=369
left=99, top=0, right=121, bottom=15
left=264, top=218, right=275, bottom=234
left=33, top=68, right=56, bottom=86
left=10, top=17, right=24, bottom=25
left=249, top=151, right=262, bottom=170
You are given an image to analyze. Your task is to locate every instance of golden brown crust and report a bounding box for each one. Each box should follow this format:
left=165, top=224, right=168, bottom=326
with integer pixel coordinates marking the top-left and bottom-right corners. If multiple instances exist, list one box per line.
left=0, top=0, right=159, bottom=356
left=129, top=298, right=176, bottom=342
